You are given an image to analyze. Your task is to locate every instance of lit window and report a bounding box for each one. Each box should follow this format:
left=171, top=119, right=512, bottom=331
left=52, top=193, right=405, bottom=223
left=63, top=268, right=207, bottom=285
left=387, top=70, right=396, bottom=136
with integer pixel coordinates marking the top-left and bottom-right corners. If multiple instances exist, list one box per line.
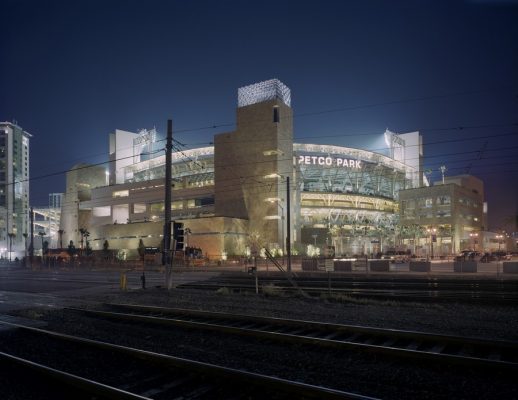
left=172, top=201, right=183, bottom=210
left=113, top=190, right=129, bottom=198
left=93, top=206, right=111, bottom=217
left=133, top=203, right=146, bottom=214
left=263, top=149, right=284, bottom=156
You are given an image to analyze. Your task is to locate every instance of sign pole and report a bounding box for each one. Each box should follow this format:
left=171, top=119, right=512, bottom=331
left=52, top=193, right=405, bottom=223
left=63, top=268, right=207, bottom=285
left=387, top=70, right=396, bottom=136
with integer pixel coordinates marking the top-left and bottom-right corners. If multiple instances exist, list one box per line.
left=254, top=256, right=258, bottom=294
left=286, top=176, right=291, bottom=273
left=328, top=271, right=331, bottom=295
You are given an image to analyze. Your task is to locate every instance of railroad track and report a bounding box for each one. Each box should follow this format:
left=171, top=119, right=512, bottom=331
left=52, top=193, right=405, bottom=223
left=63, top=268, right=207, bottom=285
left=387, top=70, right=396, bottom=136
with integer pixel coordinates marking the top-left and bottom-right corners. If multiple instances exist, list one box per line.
left=0, top=320, right=372, bottom=400
left=176, top=276, right=518, bottom=303
left=71, top=303, right=518, bottom=371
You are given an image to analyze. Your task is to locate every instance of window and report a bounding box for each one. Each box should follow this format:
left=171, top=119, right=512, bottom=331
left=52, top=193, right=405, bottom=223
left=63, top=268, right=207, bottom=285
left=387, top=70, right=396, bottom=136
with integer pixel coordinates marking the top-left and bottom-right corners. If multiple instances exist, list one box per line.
left=425, top=198, right=433, bottom=208
left=437, top=195, right=450, bottom=205
left=113, top=190, right=129, bottom=198
left=133, top=203, right=146, bottom=214
left=172, top=201, right=183, bottom=210
left=273, top=106, right=280, bottom=123
left=150, top=203, right=164, bottom=213
left=93, top=206, right=111, bottom=217
left=196, top=196, right=214, bottom=207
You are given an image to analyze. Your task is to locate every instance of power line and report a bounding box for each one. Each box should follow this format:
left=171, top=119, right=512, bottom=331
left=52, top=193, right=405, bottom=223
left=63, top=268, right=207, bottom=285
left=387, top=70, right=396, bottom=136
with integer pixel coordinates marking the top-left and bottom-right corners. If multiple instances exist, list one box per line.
left=18, top=134, right=518, bottom=194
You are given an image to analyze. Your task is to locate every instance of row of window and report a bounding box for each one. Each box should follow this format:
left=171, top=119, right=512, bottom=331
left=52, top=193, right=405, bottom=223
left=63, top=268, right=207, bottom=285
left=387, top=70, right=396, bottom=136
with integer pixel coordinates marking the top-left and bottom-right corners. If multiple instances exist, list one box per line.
left=301, top=199, right=395, bottom=212
left=404, top=211, right=480, bottom=221
left=94, top=197, right=215, bottom=217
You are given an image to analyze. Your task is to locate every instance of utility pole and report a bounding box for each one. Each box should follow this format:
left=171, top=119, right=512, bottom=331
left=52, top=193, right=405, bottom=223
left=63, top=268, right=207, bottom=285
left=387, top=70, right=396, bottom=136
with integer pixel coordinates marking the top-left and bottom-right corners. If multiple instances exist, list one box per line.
left=30, top=207, right=34, bottom=266
left=286, top=176, right=291, bottom=273
left=163, top=120, right=173, bottom=287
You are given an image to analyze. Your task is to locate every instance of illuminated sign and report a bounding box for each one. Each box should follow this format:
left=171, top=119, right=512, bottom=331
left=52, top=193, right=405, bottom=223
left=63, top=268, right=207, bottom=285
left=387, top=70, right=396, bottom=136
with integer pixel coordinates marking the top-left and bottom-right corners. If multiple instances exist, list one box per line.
left=297, top=155, right=362, bottom=168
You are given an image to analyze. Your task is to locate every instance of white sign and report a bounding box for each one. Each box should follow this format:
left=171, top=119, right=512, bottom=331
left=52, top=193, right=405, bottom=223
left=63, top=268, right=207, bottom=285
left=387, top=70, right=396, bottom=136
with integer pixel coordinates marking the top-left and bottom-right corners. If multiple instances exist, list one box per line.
left=298, top=155, right=362, bottom=169
left=325, top=259, right=334, bottom=272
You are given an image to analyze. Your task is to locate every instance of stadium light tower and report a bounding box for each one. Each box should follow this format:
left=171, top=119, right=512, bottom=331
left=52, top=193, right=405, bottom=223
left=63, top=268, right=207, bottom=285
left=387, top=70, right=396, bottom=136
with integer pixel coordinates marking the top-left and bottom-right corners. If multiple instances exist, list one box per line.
left=439, top=165, right=447, bottom=184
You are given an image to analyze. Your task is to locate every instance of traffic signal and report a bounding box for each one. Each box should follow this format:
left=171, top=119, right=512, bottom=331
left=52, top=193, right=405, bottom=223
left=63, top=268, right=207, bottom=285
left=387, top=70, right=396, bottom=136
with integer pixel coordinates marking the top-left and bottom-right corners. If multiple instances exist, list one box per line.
left=173, top=222, right=184, bottom=250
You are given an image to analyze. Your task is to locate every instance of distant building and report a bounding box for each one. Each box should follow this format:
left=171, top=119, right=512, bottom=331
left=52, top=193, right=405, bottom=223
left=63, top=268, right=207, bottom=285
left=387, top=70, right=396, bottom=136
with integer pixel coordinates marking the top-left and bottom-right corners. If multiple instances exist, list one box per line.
left=59, top=164, right=106, bottom=251
left=0, top=122, right=31, bottom=259
left=399, top=175, right=486, bottom=256
left=33, top=193, right=65, bottom=249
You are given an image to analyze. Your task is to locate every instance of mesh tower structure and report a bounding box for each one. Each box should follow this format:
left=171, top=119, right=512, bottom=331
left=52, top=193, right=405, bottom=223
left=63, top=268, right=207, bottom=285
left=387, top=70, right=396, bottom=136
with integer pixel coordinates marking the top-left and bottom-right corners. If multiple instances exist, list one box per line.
left=238, top=79, right=291, bottom=108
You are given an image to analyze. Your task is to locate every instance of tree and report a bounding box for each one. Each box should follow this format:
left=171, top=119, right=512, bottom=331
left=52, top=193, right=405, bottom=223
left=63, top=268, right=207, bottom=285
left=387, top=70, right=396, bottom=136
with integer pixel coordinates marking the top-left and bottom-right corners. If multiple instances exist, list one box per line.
left=102, top=240, right=111, bottom=261
left=42, top=240, right=49, bottom=255
left=400, top=224, right=426, bottom=255
left=85, top=240, right=93, bottom=256
left=67, top=240, right=76, bottom=257
left=138, top=239, right=145, bottom=261
left=79, top=228, right=90, bottom=256
left=246, top=231, right=266, bottom=257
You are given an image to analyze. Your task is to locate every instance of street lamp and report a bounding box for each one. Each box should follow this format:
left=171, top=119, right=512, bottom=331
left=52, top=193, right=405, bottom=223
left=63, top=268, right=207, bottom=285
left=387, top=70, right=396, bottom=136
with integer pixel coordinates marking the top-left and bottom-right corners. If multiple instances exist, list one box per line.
left=469, top=232, right=479, bottom=252
left=312, top=234, right=318, bottom=247
left=426, top=228, right=437, bottom=259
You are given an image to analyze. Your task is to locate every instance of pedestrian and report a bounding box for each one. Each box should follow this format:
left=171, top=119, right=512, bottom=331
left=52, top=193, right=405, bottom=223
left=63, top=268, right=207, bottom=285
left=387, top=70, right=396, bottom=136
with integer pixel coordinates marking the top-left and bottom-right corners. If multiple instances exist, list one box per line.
left=140, top=272, right=146, bottom=289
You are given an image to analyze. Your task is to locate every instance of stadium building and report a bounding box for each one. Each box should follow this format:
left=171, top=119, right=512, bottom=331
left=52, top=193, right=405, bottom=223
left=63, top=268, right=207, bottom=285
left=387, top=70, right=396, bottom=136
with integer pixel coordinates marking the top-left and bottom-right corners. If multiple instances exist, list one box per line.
left=60, top=79, right=424, bottom=259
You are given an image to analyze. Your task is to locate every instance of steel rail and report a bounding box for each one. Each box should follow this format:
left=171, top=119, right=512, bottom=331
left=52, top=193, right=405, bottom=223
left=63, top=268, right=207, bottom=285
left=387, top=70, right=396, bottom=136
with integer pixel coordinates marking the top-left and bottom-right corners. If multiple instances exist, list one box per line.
left=76, top=304, right=518, bottom=370
left=177, top=282, right=518, bottom=303
left=0, top=351, right=151, bottom=400
left=0, top=320, right=374, bottom=400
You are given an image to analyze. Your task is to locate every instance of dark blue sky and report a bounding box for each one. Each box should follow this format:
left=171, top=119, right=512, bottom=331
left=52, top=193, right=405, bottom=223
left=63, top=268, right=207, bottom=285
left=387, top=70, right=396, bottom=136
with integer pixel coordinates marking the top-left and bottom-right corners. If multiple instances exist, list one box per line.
left=1, top=0, right=517, bottom=229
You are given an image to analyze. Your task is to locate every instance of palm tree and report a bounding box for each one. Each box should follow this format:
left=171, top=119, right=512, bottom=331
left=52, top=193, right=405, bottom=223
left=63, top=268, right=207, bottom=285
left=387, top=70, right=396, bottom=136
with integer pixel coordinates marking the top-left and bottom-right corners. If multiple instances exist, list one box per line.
left=79, top=228, right=89, bottom=255
left=79, top=228, right=86, bottom=251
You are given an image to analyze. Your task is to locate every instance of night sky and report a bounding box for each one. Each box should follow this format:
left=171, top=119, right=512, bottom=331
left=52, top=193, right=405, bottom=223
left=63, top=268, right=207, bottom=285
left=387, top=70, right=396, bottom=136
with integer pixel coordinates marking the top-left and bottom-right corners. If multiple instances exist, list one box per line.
left=1, top=0, right=517, bottom=230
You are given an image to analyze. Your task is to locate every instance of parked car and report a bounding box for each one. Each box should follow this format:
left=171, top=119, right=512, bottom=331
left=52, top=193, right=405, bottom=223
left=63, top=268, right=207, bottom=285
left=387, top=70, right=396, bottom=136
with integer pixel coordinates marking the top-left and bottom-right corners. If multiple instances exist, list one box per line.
left=457, top=251, right=482, bottom=261
left=382, top=251, right=409, bottom=263
left=491, top=251, right=511, bottom=261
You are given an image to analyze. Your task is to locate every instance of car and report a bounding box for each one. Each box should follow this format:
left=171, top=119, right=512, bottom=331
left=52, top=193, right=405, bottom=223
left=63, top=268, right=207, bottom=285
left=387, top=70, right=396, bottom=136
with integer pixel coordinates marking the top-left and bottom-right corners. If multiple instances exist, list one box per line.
left=383, top=251, right=409, bottom=263
left=491, top=251, right=511, bottom=261
left=458, top=251, right=482, bottom=261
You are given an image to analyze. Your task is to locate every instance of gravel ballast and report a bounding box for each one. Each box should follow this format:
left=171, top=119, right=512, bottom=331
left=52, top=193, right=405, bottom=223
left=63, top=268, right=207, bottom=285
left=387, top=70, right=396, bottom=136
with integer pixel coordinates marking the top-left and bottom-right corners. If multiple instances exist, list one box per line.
left=3, top=287, right=517, bottom=399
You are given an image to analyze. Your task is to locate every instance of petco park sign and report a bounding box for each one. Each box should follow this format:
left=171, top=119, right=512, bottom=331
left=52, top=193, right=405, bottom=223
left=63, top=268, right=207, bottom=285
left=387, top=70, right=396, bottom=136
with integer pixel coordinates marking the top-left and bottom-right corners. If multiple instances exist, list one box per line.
left=297, top=155, right=362, bottom=169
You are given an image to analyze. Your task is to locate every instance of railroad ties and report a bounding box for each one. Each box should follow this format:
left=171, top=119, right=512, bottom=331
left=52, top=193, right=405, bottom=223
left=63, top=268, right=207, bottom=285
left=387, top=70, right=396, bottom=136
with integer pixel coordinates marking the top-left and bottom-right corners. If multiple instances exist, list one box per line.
left=88, top=303, right=518, bottom=370
left=0, top=319, right=373, bottom=400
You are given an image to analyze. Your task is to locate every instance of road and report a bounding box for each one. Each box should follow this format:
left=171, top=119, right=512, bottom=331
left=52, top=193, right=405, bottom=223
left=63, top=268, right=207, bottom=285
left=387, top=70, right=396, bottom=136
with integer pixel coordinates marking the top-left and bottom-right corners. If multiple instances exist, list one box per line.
left=0, top=266, right=219, bottom=312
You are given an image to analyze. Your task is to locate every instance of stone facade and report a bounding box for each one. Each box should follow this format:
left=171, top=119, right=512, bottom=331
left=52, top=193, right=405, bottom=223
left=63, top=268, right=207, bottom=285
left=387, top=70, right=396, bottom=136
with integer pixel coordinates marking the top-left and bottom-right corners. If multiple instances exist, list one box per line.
left=399, top=175, right=485, bottom=255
